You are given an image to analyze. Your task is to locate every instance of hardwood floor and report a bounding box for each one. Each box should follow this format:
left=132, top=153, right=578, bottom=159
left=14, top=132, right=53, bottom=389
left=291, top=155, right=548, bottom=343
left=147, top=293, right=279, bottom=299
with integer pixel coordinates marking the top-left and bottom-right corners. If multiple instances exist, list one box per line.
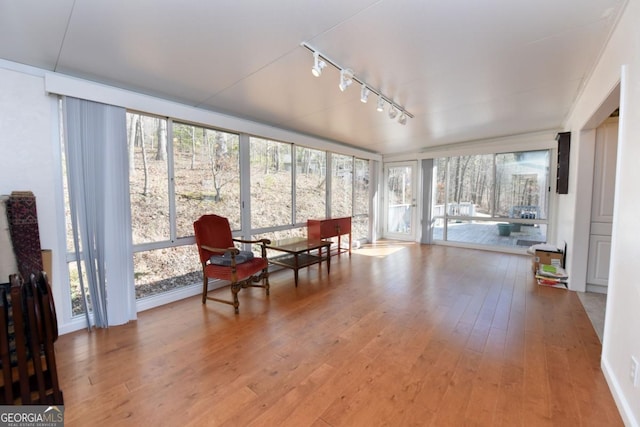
left=56, top=243, right=622, bottom=426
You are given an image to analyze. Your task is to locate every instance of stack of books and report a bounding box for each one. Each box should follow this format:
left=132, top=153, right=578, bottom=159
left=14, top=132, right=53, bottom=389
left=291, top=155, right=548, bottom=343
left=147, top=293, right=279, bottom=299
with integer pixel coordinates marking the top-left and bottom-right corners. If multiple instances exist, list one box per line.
left=535, top=263, right=568, bottom=288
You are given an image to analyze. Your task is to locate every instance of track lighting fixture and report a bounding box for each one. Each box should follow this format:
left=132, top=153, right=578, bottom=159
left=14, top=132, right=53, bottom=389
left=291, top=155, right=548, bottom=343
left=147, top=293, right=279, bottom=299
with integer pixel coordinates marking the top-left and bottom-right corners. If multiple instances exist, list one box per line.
left=311, top=52, right=326, bottom=77
left=360, top=85, right=370, bottom=103
left=388, top=105, right=398, bottom=119
left=339, top=69, right=354, bottom=91
left=301, top=42, right=413, bottom=125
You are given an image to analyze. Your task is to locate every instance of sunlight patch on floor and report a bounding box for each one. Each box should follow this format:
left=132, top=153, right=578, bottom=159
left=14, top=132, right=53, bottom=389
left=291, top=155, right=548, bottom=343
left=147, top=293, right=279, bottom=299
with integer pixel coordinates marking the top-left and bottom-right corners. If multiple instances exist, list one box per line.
left=353, top=241, right=412, bottom=258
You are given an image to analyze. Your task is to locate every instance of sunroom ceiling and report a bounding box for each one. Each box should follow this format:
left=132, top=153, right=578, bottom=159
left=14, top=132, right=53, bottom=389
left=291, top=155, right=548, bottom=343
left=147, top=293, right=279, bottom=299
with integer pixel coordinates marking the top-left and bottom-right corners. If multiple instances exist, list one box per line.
left=0, top=0, right=626, bottom=155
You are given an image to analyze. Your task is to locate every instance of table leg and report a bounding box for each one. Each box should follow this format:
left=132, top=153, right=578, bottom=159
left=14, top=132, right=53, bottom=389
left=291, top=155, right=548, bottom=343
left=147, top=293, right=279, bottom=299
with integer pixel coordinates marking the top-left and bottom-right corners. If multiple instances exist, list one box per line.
left=293, top=253, right=299, bottom=287
left=326, top=246, right=331, bottom=274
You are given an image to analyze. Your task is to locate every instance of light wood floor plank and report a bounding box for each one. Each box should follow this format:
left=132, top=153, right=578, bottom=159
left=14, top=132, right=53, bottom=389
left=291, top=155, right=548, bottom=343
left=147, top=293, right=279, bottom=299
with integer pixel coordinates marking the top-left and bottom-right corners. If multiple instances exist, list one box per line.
left=55, top=243, right=623, bottom=426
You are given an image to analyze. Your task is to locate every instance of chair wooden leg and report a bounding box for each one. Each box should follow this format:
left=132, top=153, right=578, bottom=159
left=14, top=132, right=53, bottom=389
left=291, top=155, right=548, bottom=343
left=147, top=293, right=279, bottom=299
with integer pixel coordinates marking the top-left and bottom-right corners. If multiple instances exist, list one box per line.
left=202, top=275, right=208, bottom=304
left=230, top=282, right=241, bottom=314
left=264, top=270, right=270, bottom=296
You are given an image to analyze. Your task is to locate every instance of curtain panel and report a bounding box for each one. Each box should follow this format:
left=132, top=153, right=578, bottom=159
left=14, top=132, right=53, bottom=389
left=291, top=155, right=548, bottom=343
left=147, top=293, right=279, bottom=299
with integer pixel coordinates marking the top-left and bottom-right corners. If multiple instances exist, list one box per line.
left=63, top=97, right=136, bottom=328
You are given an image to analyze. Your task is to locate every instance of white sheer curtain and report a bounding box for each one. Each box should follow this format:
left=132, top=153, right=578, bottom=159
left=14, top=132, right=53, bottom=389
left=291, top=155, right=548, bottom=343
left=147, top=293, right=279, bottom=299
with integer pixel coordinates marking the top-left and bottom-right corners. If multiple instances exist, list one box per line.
left=63, top=96, right=136, bottom=328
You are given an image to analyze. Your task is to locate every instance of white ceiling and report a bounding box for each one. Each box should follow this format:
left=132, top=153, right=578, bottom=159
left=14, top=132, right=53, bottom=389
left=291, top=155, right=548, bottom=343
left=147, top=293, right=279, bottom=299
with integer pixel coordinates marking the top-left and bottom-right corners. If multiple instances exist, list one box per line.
left=0, top=0, right=626, bottom=155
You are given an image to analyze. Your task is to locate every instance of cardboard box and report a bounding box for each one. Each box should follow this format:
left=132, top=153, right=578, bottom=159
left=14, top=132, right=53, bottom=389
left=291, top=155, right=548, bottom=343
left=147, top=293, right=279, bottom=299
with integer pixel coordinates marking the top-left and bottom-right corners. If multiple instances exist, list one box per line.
left=533, top=249, right=563, bottom=272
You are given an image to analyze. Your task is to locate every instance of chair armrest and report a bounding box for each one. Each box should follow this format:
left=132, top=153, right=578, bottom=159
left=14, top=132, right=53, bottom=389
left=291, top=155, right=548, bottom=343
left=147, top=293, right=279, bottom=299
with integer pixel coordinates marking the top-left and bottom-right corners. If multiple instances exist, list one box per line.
left=232, top=238, right=270, bottom=258
left=233, top=238, right=271, bottom=245
left=201, top=245, right=239, bottom=255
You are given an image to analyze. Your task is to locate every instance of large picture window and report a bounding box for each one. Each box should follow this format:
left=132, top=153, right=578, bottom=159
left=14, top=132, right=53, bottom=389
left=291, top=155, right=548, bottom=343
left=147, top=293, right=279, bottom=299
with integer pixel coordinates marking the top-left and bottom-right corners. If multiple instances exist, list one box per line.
left=62, top=108, right=374, bottom=318
left=433, top=150, right=549, bottom=249
left=128, top=115, right=223, bottom=300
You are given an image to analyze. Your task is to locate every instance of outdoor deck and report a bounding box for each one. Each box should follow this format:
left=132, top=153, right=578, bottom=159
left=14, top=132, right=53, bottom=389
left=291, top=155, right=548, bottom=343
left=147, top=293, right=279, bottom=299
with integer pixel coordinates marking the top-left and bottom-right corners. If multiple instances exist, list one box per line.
left=433, top=221, right=547, bottom=249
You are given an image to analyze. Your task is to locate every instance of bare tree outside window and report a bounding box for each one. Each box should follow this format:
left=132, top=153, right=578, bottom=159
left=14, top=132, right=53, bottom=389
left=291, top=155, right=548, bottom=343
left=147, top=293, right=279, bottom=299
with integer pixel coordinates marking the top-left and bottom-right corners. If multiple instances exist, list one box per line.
left=331, top=153, right=353, bottom=218
left=128, top=113, right=170, bottom=244
left=295, top=146, right=326, bottom=223
left=174, top=123, right=241, bottom=234
left=250, top=137, right=292, bottom=229
left=447, top=155, right=493, bottom=216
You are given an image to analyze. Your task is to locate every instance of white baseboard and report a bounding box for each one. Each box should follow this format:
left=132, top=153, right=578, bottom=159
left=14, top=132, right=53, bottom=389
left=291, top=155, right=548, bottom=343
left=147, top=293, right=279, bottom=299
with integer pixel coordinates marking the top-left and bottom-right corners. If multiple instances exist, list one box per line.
left=602, top=355, right=639, bottom=427
left=586, top=283, right=608, bottom=294
left=59, top=282, right=210, bottom=334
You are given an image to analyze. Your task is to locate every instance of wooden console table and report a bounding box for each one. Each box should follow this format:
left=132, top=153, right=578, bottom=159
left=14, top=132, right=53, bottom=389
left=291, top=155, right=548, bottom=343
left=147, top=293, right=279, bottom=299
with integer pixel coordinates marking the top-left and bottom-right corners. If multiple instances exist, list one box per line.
left=266, top=237, right=332, bottom=287
left=307, top=217, right=351, bottom=256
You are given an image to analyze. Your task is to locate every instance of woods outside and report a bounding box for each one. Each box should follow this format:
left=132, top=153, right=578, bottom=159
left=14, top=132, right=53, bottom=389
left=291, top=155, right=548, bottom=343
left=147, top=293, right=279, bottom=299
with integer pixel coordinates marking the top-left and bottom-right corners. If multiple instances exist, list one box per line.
left=69, top=113, right=366, bottom=314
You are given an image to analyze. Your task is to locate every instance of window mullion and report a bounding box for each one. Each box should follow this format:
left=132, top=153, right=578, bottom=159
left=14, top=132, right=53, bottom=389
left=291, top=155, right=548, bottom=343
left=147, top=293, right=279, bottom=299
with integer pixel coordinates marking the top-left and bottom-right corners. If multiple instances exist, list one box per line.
left=167, top=118, right=177, bottom=242
left=326, top=153, right=332, bottom=218
left=239, top=133, right=251, bottom=240
left=291, top=144, right=297, bottom=225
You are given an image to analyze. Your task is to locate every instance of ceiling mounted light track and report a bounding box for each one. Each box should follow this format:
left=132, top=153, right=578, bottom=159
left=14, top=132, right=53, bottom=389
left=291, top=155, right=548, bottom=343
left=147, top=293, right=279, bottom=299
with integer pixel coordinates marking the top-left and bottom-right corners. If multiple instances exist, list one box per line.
left=301, top=42, right=413, bottom=124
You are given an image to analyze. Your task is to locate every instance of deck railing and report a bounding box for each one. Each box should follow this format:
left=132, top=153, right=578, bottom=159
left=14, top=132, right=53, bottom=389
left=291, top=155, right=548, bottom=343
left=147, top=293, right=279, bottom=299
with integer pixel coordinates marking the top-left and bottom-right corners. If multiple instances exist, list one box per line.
left=433, top=202, right=476, bottom=218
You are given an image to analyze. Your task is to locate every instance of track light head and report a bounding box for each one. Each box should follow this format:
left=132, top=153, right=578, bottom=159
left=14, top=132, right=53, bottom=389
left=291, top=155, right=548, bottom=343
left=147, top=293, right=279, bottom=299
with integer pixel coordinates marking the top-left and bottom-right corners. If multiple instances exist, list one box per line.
left=360, top=85, right=370, bottom=103
left=311, top=52, right=326, bottom=77
left=398, top=111, right=407, bottom=125
left=338, top=69, right=354, bottom=91
left=388, top=105, right=398, bottom=119
left=376, top=96, right=385, bottom=112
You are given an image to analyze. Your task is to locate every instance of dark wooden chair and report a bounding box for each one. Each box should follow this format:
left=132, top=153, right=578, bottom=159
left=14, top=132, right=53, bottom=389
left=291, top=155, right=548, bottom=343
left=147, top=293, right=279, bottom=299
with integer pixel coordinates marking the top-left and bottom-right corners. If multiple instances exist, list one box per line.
left=0, top=272, right=62, bottom=405
left=193, top=214, right=270, bottom=313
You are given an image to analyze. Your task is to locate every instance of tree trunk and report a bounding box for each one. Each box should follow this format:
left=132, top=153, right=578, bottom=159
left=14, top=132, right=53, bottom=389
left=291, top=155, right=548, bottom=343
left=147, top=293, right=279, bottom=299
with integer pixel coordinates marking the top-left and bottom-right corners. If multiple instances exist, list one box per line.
left=136, top=119, right=149, bottom=196
left=457, top=156, right=471, bottom=204
left=156, top=119, right=167, bottom=161
left=128, top=114, right=136, bottom=173
left=190, top=129, right=196, bottom=169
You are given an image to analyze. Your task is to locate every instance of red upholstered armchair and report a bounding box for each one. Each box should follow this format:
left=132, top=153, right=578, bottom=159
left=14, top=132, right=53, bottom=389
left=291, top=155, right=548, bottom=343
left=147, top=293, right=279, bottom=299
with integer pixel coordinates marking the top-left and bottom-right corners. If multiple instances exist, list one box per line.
left=193, top=215, right=270, bottom=313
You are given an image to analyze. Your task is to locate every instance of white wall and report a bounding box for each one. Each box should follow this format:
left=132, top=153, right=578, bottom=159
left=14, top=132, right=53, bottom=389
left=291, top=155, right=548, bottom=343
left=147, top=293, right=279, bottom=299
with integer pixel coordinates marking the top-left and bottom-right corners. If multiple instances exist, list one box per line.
left=562, top=0, right=640, bottom=424
left=0, top=67, right=57, bottom=246
left=0, top=65, right=72, bottom=329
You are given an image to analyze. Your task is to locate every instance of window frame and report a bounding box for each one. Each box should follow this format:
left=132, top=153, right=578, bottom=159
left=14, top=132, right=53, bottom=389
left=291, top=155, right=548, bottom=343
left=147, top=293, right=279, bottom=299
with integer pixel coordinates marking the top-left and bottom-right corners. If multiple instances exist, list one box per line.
left=431, top=149, right=551, bottom=250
